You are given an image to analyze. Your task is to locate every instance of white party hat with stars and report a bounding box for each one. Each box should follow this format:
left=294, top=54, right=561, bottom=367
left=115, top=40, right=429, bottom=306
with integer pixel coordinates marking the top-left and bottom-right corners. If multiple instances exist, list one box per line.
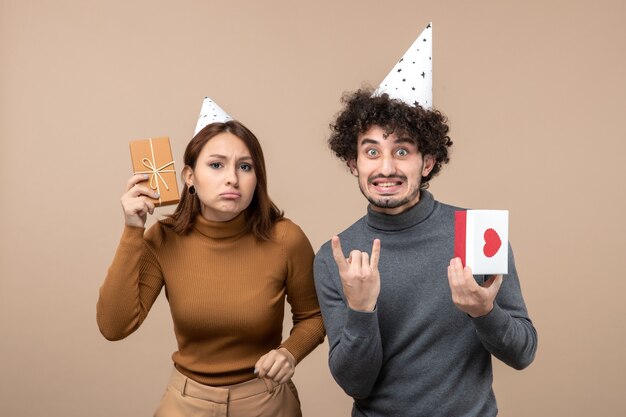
left=194, top=97, right=233, bottom=135
left=373, top=22, right=432, bottom=108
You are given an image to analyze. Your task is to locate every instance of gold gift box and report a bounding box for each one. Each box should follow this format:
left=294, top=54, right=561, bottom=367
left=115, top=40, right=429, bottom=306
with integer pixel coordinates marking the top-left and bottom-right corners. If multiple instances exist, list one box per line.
left=129, top=137, right=179, bottom=207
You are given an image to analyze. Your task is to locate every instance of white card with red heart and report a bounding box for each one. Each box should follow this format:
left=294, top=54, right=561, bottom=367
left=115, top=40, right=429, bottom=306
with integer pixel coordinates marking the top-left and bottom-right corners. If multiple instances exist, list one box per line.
left=454, top=210, right=509, bottom=275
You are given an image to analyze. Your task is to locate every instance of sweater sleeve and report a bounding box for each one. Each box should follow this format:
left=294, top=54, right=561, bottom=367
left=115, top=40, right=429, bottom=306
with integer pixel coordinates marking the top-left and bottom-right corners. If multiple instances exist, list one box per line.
left=278, top=222, right=326, bottom=363
left=313, top=244, right=383, bottom=399
left=96, top=224, right=164, bottom=341
left=471, top=244, right=538, bottom=369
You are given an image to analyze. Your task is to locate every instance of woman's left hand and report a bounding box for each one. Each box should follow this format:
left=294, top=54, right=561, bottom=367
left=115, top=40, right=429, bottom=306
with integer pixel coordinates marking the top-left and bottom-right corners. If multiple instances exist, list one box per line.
left=254, top=348, right=296, bottom=384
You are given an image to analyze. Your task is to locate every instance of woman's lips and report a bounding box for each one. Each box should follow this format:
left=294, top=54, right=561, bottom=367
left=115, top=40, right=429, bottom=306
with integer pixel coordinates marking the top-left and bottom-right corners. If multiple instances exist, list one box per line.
left=220, top=191, right=241, bottom=199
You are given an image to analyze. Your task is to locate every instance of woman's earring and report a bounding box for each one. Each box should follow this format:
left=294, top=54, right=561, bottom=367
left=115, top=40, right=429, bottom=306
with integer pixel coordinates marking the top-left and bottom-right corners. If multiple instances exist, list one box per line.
left=188, top=185, right=196, bottom=195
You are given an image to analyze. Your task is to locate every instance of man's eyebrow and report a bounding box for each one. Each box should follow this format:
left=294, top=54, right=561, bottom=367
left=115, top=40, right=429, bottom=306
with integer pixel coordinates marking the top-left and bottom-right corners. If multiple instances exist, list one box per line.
left=359, top=138, right=380, bottom=146
left=395, top=137, right=416, bottom=145
left=359, top=137, right=416, bottom=146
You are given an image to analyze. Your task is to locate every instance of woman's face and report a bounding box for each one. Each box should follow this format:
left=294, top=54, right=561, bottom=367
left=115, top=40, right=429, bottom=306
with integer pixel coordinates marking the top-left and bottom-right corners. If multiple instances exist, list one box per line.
left=185, top=132, right=257, bottom=222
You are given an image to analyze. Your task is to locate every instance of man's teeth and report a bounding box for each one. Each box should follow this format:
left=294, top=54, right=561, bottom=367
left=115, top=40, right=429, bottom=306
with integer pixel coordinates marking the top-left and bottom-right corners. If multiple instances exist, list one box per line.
left=377, top=182, right=399, bottom=187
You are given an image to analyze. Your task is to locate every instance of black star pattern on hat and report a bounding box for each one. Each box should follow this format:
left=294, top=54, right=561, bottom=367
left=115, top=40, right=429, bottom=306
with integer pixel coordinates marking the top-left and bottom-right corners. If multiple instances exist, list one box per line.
left=421, top=72, right=425, bottom=78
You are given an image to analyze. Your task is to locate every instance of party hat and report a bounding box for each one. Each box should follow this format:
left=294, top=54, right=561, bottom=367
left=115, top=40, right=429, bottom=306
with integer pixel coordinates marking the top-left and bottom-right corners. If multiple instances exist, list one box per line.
left=194, top=97, right=233, bottom=135
left=373, top=22, right=432, bottom=108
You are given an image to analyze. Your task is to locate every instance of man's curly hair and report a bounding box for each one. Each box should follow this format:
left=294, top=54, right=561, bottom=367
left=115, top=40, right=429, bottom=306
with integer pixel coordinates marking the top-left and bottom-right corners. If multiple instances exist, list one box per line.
left=328, top=88, right=453, bottom=188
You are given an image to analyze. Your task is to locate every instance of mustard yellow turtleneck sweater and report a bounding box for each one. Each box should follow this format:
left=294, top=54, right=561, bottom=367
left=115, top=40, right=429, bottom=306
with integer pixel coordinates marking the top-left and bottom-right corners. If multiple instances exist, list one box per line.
left=96, top=212, right=325, bottom=386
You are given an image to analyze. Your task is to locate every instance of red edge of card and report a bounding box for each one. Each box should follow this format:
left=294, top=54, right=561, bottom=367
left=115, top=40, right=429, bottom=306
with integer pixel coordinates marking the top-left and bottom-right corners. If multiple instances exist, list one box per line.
left=454, top=211, right=467, bottom=267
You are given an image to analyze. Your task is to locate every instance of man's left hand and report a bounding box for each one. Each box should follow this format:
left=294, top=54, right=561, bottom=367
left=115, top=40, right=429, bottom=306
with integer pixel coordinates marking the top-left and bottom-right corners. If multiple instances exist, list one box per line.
left=447, top=257, right=503, bottom=318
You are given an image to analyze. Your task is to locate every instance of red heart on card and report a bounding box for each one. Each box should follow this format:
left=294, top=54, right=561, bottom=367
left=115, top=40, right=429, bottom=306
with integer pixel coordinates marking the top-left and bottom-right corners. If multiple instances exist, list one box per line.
left=483, top=228, right=502, bottom=258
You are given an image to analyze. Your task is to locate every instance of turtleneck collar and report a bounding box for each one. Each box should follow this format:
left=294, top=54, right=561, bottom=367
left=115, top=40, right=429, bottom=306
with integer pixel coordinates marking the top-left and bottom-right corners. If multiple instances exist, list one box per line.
left=192, top=211, right=249, bottom=239
left=366, top=189, right=435, bottom=232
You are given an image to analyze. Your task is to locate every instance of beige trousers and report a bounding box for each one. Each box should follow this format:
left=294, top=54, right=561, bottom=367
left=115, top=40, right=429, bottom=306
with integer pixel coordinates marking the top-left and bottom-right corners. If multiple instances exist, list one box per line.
left=154, top=367, right=302, bottom=417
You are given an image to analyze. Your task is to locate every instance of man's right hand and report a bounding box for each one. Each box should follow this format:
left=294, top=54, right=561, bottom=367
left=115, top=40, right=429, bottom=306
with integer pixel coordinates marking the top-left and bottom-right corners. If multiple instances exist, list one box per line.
left=121, top=174, right=159, bottom=228
left=331, top=236, right=381, bottom=312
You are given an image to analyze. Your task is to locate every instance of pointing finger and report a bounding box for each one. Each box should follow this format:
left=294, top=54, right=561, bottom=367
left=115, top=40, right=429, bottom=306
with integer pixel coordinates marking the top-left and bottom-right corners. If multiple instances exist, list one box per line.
left=370, top=239, right=381, bottom=269
left=331, top=236, right=348, bottom=271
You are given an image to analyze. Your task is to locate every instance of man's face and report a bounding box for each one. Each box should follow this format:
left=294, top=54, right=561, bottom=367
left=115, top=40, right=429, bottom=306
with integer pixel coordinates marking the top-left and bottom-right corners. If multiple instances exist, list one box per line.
left=348, top=125, right=434, bottom=215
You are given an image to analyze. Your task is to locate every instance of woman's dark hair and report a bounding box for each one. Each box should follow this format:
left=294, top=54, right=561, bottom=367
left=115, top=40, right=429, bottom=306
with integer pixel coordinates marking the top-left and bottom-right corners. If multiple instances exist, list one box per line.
left=165, top=120, right=283, bottom=239
left=328, top=88, right=453, bottom=188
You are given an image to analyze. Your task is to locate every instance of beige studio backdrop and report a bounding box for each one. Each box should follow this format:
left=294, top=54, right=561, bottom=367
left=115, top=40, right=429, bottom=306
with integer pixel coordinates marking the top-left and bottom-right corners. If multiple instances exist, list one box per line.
left=1, top=0, right=625, bottom=416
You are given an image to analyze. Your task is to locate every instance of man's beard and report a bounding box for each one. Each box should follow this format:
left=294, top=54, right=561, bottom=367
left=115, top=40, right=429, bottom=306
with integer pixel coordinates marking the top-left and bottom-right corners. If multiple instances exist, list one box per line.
left=359, top=175, right=422, bottom=210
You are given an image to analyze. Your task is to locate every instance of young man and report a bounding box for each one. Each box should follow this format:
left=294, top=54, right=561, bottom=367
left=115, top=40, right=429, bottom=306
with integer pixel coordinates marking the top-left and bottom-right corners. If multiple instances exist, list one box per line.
left=313, top=89, right=537, bottom=417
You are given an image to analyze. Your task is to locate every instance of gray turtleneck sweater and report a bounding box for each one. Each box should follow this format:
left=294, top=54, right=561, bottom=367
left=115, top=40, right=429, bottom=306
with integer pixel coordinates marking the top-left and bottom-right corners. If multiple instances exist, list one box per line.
left=314, top=191, right=537, bottom=417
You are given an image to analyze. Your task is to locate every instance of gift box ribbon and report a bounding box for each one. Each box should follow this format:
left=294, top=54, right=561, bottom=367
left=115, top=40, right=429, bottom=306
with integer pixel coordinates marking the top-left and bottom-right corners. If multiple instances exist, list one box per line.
left=133, top=138, right=176, bottom=205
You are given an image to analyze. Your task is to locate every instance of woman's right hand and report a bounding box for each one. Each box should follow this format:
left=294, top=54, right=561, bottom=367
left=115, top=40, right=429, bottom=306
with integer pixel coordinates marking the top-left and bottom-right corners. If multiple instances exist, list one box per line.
left=121, top=174, right=160, bottom=228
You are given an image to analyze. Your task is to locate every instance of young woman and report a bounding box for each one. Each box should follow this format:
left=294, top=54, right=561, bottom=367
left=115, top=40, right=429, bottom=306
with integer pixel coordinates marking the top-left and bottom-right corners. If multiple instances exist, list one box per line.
left=97, top=120, right=325, bottom=417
